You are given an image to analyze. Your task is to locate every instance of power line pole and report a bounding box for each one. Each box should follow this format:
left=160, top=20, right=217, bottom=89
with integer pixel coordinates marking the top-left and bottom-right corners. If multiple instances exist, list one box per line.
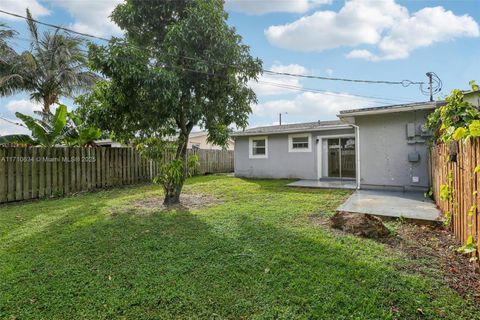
left=428, top=72, right=433, bottom=102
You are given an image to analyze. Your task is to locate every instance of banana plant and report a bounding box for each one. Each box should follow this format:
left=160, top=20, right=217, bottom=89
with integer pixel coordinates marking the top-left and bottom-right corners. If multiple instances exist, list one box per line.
left=0, top=134, right=35, bottom=145
left=66, top=112, right=102, bottom=147
left=0, top=104, right=69, bottom=146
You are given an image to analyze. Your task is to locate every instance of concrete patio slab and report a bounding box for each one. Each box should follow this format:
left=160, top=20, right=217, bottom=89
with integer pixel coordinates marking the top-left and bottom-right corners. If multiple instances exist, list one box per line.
left=336, top=190, right=441, bottom=221
left=287, top=180, right=357, bottom=189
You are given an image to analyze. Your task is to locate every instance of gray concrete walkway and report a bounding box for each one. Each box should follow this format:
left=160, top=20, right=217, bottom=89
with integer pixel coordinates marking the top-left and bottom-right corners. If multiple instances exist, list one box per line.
left=287, top=180, right=357, bottom=189
left=336, top=190, right=442, bottom=221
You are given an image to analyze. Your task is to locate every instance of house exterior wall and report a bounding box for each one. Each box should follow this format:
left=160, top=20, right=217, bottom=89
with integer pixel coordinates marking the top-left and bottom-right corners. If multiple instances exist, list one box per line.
left=234, top=128, right=354, bottom=179
left=355, top=110, right=432, bottom=191
left=188, top=134, right=234, bottom=150
left=465, top=91, right=480, bottom=107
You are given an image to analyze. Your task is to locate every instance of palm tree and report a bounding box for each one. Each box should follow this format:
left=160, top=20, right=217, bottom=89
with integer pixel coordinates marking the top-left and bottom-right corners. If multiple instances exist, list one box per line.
left=0, top=22, right=16, bottom=45
left=0, top=23, right=17, bottom=74
left=0, top=9, right=97, bottom=114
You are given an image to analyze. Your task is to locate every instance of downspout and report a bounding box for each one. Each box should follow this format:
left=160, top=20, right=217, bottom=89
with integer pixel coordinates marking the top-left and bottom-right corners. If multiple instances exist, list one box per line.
left=350, top=124, right=361, bottom=189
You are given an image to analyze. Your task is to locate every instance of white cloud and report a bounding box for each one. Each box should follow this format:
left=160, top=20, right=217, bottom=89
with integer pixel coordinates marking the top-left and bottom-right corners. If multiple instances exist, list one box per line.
left=325, top=68, right=333, bottom=76
left=5, top=99, right=42, bottom=115
left=345, top=49, right=379, bottom=61
left=225, top=0, right=331, bottom=15
left=252, top=91, right=374, bottom=120
left=265, top=0, right=479, bottom=60
left=50, top=0, right=122, bottom=38
left=0, top=0, right=50, bottom=20
left=249, top=63, right=308, bottom=97
left=376, top=6, right=479, bottom=60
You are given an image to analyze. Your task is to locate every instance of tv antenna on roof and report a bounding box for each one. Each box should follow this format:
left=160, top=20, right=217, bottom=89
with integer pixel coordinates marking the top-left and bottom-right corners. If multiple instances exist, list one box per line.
left=279, top=112, right=288, bottom=126
left=422, top=72, right=442, bottom=102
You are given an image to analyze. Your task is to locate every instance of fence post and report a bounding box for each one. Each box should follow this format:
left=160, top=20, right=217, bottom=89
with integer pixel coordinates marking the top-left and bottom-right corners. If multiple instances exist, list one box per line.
left=0, top=148, right=6, bottom=202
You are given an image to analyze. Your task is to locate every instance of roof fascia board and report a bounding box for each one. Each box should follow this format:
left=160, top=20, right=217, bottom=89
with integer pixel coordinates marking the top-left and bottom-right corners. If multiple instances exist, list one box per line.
left=338, top=104, right=437, bottom=118
left=231, top=124, right=352, bottom=137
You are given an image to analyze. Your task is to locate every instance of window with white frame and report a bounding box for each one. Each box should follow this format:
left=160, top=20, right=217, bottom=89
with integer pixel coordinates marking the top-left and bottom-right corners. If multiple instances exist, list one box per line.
left=249, top=136, right=268, bottom=159
left=288, top=133, right=311, bottom=152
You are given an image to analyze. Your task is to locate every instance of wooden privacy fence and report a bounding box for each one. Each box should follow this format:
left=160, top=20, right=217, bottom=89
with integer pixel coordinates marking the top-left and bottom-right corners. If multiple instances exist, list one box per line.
left=0, top=147, right=234, bottom=204
left=431, top=139, right=480, bottom=258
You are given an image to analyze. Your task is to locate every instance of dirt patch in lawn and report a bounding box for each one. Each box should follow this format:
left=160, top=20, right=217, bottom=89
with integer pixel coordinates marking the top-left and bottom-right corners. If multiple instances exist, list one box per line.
left=137, top=192, right=222, bottom=211
left=384, top=223, right=480, bottom=304
left=309, top=213, right=480, bottom=304
left=111, top=192, right=223, bottom=216
left=308, top=213, right=332, bottom=227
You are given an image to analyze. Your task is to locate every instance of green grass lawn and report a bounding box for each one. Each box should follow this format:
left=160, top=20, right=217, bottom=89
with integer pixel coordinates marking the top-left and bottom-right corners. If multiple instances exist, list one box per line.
left=0, top=175, right=478, bottom=319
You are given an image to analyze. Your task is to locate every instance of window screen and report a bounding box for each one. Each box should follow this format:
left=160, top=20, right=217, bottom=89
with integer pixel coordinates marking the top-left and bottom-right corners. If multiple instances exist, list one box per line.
left=252, top=139, right=266, bottom=155
left=292, top=136, right=309, bottom=149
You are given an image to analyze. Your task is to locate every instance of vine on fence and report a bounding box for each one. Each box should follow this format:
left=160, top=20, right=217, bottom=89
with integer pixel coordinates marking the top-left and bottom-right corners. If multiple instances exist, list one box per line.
left=457, top=236, right=478, bottom=263
left=426, top=81, right=480, bottom=143
left=439, top=170, right=454, bottom=227
left=427, top=81, right=480, bottom=259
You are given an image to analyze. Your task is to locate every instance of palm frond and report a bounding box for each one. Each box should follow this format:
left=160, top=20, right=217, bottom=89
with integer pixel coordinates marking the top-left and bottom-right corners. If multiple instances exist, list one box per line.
left=0, top=22, right=17, bottom=43
left=26, top=9, right=40, bottom=51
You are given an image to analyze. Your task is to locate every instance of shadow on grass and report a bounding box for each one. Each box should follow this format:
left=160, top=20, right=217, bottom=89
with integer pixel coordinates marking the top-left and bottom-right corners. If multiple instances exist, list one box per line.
left=1, top=202, right=476, bottom=320
left=237, top=177, right=353, bottom=196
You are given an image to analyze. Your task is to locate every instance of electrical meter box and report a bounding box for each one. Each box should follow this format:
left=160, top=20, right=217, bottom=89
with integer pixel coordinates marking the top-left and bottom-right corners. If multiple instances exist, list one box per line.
left=408, top=151, right=420, bottom=162
left=406, top=123, right=415, bottom=138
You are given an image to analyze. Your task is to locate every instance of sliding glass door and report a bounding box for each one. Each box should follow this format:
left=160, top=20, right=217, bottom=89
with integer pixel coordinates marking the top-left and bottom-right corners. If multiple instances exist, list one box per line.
left=325, top=137, right=356, bottom=179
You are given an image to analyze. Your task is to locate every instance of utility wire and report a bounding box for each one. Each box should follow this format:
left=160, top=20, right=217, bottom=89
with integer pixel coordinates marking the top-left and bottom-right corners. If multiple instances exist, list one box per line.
left=0, top=9, right=110, bottom=42
left=0, top=115, right=26, bottom=128
left=162, top=64, right=414, bottom=105
left=263, top=71, right=424, bottom=86
left=0, top=8, right=427, bottom=87
left=7, top=36, right=416, bottom=105
left=257, top=81, right=417, bottom=104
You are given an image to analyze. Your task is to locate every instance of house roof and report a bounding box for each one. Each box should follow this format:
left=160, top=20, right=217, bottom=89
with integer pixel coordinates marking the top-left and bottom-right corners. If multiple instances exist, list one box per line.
left=233, top=101, right=445, bottom=137
left=231, top=120, right=350, bottom=137
left=464, top=89, right=480, bottom=96
left=338, top=101, right=444, bottom=117
left=189, top=131, right=208, bottom=138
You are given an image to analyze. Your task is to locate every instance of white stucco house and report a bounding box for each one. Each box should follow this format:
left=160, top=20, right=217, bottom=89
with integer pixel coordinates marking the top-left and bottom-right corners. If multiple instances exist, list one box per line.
left=232, top=101, right=447, bottom=192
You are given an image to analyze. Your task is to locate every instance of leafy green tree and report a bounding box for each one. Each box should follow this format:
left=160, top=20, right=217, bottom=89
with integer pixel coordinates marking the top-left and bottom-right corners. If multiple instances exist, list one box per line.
left=0, top=9, right=97, bottom=114
left=79, top=0, right=262, bottom=205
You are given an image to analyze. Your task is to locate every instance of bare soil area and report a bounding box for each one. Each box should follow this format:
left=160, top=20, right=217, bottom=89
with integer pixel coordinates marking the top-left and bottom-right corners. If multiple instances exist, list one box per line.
left=112, top=191, right=223, bottom=215
left=385, top=223, right=480, bottom=304
left=310, top=213, right=480, bottom=304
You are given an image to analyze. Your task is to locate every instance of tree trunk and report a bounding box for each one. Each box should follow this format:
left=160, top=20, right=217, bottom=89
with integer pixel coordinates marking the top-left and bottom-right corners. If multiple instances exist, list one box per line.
left=163, top=131, right=189, bottom=206
left=163, top=188, right=181, bottom=205
left=41, top=100, right=51, bottom=122
left=42, top=101, right=50, bottom=114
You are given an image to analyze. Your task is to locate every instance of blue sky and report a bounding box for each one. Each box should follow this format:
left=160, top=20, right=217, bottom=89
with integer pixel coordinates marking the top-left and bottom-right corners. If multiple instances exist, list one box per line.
left=0, top=0, right=479, bottom=135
